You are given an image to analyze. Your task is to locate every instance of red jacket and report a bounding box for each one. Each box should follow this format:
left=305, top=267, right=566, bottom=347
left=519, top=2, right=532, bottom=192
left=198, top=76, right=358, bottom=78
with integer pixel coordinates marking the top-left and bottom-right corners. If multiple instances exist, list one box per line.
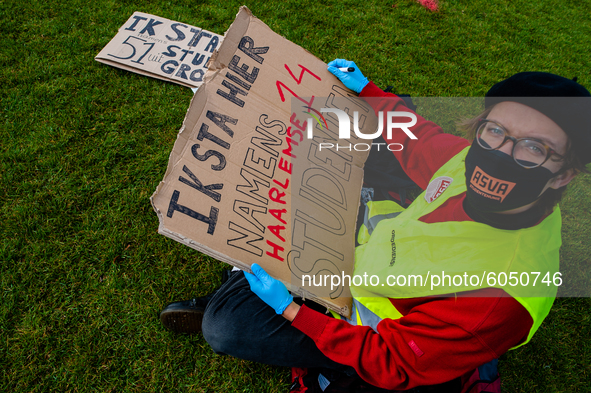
left=291, top=82, right=532, bottom=390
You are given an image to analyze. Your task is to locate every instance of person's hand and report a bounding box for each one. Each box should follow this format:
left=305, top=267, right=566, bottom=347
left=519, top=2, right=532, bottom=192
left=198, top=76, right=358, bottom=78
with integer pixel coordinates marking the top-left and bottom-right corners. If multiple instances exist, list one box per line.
left=244, top=263, right=293, bottom=315
left=327, top=59, right=369, bottom=93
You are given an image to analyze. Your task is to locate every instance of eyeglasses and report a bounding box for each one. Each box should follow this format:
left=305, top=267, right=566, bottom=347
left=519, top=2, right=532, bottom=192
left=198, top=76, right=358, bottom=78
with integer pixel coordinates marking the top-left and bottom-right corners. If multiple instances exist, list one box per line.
left=475, top=119, right=564, bottom=169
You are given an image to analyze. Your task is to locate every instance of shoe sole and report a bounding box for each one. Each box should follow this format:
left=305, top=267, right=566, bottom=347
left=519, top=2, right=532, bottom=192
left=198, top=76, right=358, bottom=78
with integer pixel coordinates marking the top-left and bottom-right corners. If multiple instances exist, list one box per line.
left=160, top=309, right=204, bottom=334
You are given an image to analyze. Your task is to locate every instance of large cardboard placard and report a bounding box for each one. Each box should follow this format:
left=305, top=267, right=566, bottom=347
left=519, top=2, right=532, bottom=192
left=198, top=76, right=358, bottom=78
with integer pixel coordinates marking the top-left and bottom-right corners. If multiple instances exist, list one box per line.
left=151, top=7, right=377, bottom=316
left=96, top=12, right=223, bottom=88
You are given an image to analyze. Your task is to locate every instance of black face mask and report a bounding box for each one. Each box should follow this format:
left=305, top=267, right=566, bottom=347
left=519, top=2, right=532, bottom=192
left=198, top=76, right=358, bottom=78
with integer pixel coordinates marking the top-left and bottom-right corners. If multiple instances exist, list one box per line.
left=464, top=140, right=557, bottom=213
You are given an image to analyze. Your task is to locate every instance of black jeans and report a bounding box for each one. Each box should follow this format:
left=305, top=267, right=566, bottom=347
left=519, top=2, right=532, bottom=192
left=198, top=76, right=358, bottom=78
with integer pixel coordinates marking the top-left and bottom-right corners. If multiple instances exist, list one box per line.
left=201, top=270, right=356, bottom=374
left=201, top=271, right=464, bottom=393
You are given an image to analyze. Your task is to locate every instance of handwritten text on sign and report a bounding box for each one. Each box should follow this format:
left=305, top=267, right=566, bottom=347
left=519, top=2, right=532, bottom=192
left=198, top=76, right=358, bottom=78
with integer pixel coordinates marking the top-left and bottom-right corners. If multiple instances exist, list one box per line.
left=96, top=12, right=223, bottom=88
left=151, top=6, right=374, bottom=315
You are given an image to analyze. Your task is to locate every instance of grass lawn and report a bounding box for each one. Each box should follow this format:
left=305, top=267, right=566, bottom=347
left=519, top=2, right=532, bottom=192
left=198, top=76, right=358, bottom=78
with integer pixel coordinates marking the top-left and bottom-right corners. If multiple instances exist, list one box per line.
left=1, top=0, right=590, bottom=391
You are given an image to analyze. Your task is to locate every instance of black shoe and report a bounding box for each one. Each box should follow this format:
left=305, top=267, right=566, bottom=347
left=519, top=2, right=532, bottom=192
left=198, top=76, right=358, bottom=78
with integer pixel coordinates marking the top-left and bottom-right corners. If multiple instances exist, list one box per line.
left=160, top=269, right=234, bottom=334
left=159, top=293, right=216, bottom=334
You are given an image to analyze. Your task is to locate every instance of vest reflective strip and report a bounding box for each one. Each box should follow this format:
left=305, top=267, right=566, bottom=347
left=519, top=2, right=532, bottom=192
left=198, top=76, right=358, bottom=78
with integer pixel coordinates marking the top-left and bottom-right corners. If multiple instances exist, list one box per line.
left=364, top=204, right=402, bottom=236
left=355, top=300, right=383, bottom=332
left=352, top=147, right=559, bottom=349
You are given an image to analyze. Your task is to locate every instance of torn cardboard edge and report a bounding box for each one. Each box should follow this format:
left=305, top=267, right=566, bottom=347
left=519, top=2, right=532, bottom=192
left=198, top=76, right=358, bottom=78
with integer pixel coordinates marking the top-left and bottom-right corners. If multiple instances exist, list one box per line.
left=151, top=6, right=376, bottom=317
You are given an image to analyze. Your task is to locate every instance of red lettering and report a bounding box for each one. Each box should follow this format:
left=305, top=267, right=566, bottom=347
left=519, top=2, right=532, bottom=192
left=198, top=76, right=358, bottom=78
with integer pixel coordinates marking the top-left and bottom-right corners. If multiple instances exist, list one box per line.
left=269, top=188, right=287, bottom=204
left=284, top=64, right=321, bottom=85
left=275, top=81, right=314, bottom=108
left=279, top=157, right=292, bottom=174
left=290, top=113, right=306, bottom=136
left=282, top=137, right=297, bottom=158
left=289, top=128, right=304, bottom=142
left=268, top=225, right=286, bottom=242
left=270, top=208, right=287, bottom=224
left=266, top=240, right=284, bottom=261
left=273, top=178, right=289, bottom=189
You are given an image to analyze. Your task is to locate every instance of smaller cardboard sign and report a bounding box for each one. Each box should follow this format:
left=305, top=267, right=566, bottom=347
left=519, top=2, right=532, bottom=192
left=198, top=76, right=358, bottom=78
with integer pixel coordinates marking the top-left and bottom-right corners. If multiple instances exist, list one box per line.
left=96, top=12, right=223, bottom=88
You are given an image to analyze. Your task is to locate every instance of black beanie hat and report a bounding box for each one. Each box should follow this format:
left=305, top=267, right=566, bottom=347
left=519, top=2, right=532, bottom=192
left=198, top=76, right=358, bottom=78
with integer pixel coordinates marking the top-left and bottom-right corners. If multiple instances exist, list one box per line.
left=485, top=72, right=591, bottom=165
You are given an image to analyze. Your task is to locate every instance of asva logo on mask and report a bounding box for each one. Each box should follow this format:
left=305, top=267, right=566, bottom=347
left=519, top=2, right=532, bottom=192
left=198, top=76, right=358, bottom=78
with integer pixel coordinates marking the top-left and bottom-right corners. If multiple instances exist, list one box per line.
left=469, top=166, right=516, bottom=202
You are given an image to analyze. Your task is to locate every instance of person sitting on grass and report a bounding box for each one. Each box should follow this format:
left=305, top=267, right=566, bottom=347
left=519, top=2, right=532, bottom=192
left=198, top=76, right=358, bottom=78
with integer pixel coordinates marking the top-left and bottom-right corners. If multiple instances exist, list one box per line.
left=160, top=60, right=591, bottom=392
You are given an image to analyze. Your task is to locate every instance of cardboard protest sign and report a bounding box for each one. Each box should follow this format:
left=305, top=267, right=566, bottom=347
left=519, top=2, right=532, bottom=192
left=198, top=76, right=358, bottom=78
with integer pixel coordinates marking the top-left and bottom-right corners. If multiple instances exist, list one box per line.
left=151, top=7, right=378, bottom=316
left=96, top=12, right=223, bottom=88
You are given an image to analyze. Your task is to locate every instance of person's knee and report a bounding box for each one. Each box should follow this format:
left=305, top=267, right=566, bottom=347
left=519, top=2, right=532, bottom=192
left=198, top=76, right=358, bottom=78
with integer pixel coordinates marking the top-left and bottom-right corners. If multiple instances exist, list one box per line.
left=202, top=309, right=222, bottom=353
left=201, top=305, right=238, bottom=354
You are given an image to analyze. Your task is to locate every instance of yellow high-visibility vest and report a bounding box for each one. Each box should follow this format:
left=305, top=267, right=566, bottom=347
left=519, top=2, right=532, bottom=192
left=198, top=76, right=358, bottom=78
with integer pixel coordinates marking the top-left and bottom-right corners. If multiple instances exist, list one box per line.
left=342, top=146, right=560, bottom=348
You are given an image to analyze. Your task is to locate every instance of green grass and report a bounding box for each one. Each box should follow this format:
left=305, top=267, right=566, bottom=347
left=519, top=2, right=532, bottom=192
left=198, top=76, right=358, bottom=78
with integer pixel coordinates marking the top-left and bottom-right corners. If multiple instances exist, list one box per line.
left=1, top=0, right=590, bottom=391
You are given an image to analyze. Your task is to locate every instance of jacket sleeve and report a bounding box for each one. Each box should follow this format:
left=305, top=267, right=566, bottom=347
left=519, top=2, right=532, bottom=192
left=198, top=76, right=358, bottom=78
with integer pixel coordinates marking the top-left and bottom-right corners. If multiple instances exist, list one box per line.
left=359, top=82, right=470, bottom=190
left=291, top=290, right=532, bottom=390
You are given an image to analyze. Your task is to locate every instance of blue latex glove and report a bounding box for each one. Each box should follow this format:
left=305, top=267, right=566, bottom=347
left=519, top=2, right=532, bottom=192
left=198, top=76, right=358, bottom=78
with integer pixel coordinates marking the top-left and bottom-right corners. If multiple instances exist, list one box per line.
left=327, top=59, right=369, bottom=93
left=244, top=263, right=293, bottom=314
